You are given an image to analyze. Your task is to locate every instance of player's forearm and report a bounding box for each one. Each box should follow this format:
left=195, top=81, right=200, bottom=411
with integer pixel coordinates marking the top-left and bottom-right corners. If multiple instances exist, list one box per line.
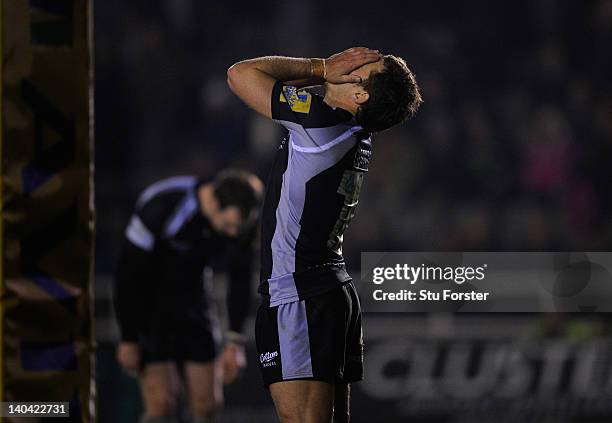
left=114, top=243, right=152, bottom=341
left=113, top=277, right=141, bottom=342
left=228, top=56, right=318, bottom=84
left=226, top=278, right=251, bottom=334
left=227, top=56, right=324, bottom=117
left=226, top=258, right=254, bottom=335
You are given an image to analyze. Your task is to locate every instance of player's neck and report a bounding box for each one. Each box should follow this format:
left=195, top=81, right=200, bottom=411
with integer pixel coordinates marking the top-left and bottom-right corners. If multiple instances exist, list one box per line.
left=323, top=83, right=358, bottom=116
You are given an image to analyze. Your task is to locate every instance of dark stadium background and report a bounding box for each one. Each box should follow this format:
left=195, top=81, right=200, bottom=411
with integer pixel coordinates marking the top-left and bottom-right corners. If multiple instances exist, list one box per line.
left=94, top=1, right=612, bottom=422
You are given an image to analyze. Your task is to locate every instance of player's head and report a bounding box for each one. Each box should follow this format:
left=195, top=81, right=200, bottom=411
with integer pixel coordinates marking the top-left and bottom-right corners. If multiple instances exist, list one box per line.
left=208, top=169, right=263, bottom=237
left=346, top=55, right=422, bottom=132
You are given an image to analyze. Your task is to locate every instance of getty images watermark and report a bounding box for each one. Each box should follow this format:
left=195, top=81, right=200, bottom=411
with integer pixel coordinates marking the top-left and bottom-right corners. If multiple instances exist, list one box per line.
left=359, top=252, right=612, bottom=312
left=372, top=263, right=490, bottom=302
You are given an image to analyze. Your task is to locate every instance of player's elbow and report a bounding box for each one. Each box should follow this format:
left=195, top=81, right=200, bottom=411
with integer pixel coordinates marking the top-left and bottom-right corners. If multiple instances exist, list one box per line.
left=226, top=64, right=236, bottom=86
left=226, top=63, right=243, bottom=93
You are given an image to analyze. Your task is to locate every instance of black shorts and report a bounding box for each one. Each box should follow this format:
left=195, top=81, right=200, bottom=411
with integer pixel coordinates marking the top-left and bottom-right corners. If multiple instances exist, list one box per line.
left=139, top=318, right=222, bottom=368
left=255, top=281, right=363, bottom=388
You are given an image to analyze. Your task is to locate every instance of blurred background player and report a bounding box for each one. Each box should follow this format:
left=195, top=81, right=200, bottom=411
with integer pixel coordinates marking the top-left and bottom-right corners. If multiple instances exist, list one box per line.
left=227, top=48, right=421, bottom=422
left=113, top=169, right=263, bottom=423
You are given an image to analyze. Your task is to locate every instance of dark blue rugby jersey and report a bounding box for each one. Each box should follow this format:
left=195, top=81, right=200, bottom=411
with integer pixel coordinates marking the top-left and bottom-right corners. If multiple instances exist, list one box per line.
left=114, top=176, right=255, bottom=341
left=259, top=81, right=372, bottom=306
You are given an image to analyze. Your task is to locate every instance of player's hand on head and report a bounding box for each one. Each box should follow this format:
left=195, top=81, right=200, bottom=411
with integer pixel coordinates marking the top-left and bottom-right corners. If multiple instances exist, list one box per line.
left=222, top=342, right=246, bottom=385
left=116, top=342, right=140, bottom=378
left=325, top=47, right=381, bottom=84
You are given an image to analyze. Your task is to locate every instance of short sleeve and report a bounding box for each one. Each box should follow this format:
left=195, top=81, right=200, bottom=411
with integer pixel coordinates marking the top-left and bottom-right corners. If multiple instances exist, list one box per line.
left=124, top=194, right=167, bottom=252
left=124, top=213, right=156, bottom=252
left=270, top=81, right=352, bottom=132
left=271, top=82, right=313, bottom=124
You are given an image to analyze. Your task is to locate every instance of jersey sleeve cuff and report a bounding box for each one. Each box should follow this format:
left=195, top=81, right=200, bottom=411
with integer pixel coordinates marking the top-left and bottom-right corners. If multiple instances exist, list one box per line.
left=270, top=80, right=285, bottom=120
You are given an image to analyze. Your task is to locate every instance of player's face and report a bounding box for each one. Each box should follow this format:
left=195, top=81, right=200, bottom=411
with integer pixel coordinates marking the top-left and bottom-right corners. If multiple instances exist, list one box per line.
left=331, top=59, right=384, bottom=108
left=212, top=205, right=244, bottom=237
left=349, top=59, right=385, bottom=84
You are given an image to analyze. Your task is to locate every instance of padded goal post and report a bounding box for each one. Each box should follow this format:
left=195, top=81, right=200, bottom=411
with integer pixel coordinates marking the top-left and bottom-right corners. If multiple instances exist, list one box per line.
left=0, top=0, right=95, bottom=421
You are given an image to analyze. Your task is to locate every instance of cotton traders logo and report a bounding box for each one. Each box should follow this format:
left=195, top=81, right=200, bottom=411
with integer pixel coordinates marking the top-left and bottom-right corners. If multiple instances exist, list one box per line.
left=260, top=351, right=279, bottom=367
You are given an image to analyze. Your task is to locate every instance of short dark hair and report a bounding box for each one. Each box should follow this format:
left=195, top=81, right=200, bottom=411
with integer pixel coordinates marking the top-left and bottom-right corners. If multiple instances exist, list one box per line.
left=213, top=169, right=263, bottom=221
left=355, top=55, right=422, bottom=133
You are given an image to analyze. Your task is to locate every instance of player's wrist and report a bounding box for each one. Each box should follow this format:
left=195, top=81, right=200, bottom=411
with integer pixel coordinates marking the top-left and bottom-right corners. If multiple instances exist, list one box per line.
left=310, top=58, right=326, bottom=80
left=225, top=330, right=247, bottom=345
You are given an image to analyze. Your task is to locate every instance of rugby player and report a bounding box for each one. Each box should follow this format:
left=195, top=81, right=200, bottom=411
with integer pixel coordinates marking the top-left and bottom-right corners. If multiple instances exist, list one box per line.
left=114, top=169, right=263, bottom=423
left=227, top=47, right=422, bottom=422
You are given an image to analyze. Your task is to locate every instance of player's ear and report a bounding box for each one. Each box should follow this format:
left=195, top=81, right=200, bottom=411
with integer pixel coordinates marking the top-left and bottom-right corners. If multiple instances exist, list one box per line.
left=353, top=89, right=370, bottom=105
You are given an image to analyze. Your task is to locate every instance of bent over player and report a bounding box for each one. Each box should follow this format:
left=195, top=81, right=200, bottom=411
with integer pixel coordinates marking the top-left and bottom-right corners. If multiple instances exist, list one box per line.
left=114, top=169, right=263, bottom=423
left=227, top=48, right=421, bottom=422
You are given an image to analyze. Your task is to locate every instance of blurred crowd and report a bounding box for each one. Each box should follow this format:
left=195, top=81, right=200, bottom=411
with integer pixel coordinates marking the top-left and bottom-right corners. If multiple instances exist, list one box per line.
left=96, top=0, right=612, bottom=271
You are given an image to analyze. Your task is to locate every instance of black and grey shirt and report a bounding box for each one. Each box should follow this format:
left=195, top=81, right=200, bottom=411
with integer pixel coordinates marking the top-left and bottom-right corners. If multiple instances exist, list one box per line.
left=259, top=82, right=372, bottom=306
left=114, top=176, right=255, bottom=341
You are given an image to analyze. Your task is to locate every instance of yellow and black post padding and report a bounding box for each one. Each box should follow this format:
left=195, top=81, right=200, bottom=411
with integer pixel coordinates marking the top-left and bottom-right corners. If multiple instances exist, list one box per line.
left=0, top=1, right=95, bottom=421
